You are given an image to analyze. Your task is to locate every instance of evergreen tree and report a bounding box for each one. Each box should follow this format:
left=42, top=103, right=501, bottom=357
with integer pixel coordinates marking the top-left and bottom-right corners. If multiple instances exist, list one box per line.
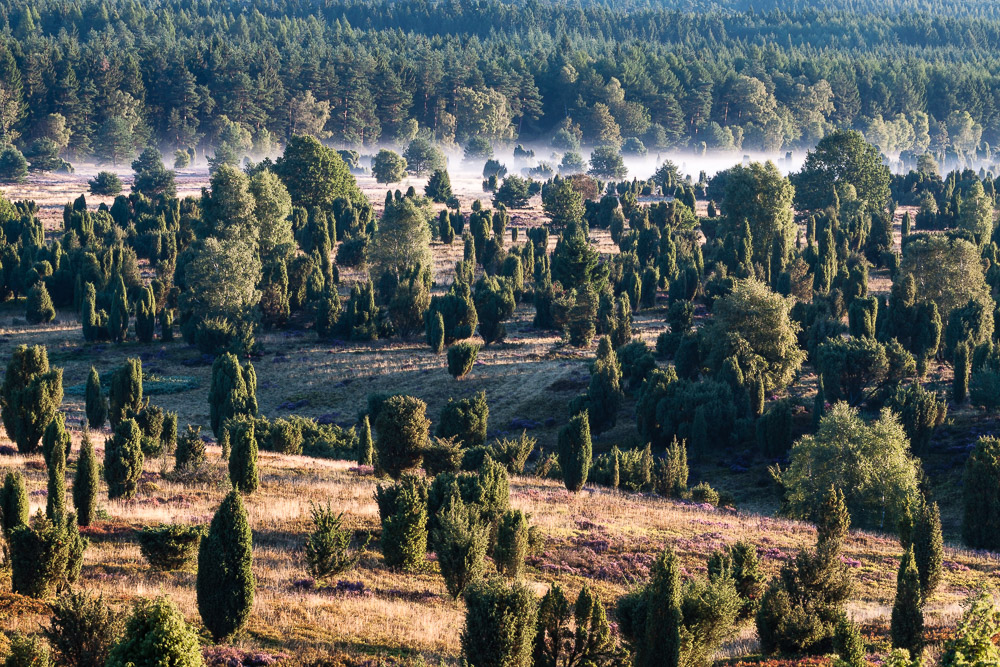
left=584, top=336, right=624, bottom=433
left=197, top=490, right=255, bottom=642
left=461, top=577, right=537, bottom=667
left=1, top=344, right=63, bottom=454
left=962, top=436, right=1000, bottom=549
left=73, top=432, right=99, bottom=527
left=358, top=415, right=374, bottom=467
left=375, top=474, right=428, bottom=570
left=890, top=547, right=924, bottom=658
left=107, top=274, right=129, bottom=343
left=910, top=500, right=943, bottom=599
left=433, top=493, right=489, bottom=598
left=106, top=597, right=203, bottom=667
left=558, top=411, right=592, bottom=492
left=0, top=471, right=29, bottom=536
left=618, top=547, right=682, bottom=667
left=953, top=342, right=970, bottom=403
left=474, top=275, right=516, bottom=345
left=85, top=366, right=108, bottom=430
left=26, top=282, right=56, bottom=324
left=226, top=417, right=260, bottom=494
left=374, top=395, right=429, bottom=478
left=448, top=342, right=479, bottom=379
left=134, top=285, right=155, bottom=343
left=425, top=169, right=452, bottom=203
left=208, top=353, right=258, bottom=437
left=43, top=416, right=68, bottom=521
left=427, top=310, right=446, bottom=353
left=533, top=583, right=616, bottom=667
left=103, top=419, right=144, bottom=501
left=494, top=509, right=530, bottom=579
left=108, top=359, right=143, bottom=428
left=436, top=391, right=489, bottom=448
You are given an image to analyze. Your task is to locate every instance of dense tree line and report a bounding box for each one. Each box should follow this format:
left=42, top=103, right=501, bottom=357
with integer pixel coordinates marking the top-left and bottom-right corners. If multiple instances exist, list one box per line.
left=3, top=0, right=1000, bottom=171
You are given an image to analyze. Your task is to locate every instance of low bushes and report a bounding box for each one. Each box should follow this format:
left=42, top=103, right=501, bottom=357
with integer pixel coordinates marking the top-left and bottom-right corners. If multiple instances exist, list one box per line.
left=138, top=524, right=204, bottom=570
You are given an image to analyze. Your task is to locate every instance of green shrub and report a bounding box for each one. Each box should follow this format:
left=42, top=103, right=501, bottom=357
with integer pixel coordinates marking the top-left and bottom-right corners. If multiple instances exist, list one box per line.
left=834, top=616, right=866, bottom=667
left=890, top=547, right=924, bottom=658
left=433, top=494, right=489, bottom=597
left=888, top=384, right=946, bottom=454
left=43, top=590, right=122, bottom=667
left=88, top=171, right=123, bottom=196
left=175, top=425, right=207, bottom=470
left=26, top=282, right=56, bottom=324
left=266, top=417, right=303, bottom=455
left=939, top=591, right=1000, bottom=666
left=357, top=415, right=374, bottom=466
left=494, top=509, right=530, bottom=579
left=908, top=499, right=943, bottom=598
left=0, top=471, right=29, bottom=536
left=2, top=344, right=64, bottom=454
left=654, top=439, right=688, bottom=498
left=757, top=400, right=793, bottom=458
left=108, top=359, right=143, bottom=428
left=3, top=633, right=51, bottom=667
left=374, top=395, right=429, bottom=478
left=436, top=391, right=489, bottom=447
left=106, top=597, right=204, bottom=667
left=461, top=577, right=537, bottom=667
left=707, top=540, right=764, bottom=620
left=83, top=368, right=108, bottom=430
left=197, top=490, right=255, bottom=642
left=962, top=436, right=1000, bottom=549
left=427, top=310, right=445, bottom=353
left=375, top=474, right=428, bottom=570
left=690, top=482, right=720, bottom=506
left=73, top=432, right=98, bottom=528
left=226, top=416, right=260, bottom=493
left=139, top=524, right=204, bottom=570
left=103, top=419, right=144, bottom=500
left=43, top=416, right=68, bottom=522
left=305, top=502, right=369, bottom=581
left=423, top=437, right=464, bottom=476
left=447, top=342, right=479, bottom=379
left=534, top=584, right=616, bottom=667
left=487, top=432, right=535, bottom=475
left=583, top=337, right=624, bottom=434
left=557, top=412, right=591, bottom=492
left=208, top=353, right=258, bottom=437
left=9, top=512, right=87, bottom=599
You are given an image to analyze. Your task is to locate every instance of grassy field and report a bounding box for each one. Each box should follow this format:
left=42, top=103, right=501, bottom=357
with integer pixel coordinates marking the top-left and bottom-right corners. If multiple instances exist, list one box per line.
left=0, top=169, right=996, bottom=665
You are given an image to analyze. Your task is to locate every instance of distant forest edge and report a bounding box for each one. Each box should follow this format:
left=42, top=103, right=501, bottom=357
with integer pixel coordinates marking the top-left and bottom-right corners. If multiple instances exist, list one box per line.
left=1, top=0, right=1000, bottom=169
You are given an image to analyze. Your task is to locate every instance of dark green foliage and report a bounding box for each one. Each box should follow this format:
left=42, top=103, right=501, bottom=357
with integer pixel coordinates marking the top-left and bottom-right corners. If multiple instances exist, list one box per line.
left=448, top=341, right=479, bottom=379
left=175, top=424, right=207, bottom=470
left=305, top=502, right=368, bottom=580
left=494, top=509, right=530, bottom=579
left=757, top=400, right=793, bottom=457
left=834, top=617, right=867, bottom=667
left=108, top=358, right=143, bottom=428
left=654, top=439, right=688, bottom=498
left=707, top=540, right=765, bottom=620
left=427, top=310, right=445, bottom=353
left=848, top=295, right=877, bottom=339
left=816, top=336, right=889, bottom=405
left=909, top=500, right=943, bottom=599
left=690, top=481, right=719, bottom=505
left=0, top=471, right=29, bottom=536
left=890, top=547, right=924, bottom=657
left=0, top=145, right=29, bottom=183
left=461, top=577, right=537, bottom=667
left=197, top=490, right=255, bottom=642
left=138, top=524, right=204, bottom=570
left=953, top=342, right=970, bottom=403
left=26, top=281, right=56, bottom=323
left=558, top=411, right=591, bottom=492
left=1, top=344, right=64, bottom=454
left=486, top=432, right=536, bottom=475
left=89, top=171, right=123, bottom=196
left=474, top=275, right=515, bottom=345
left=582, top=337, right=624, bottom=434
left=103, top=419, right=144, bottom=501
left=73, top=433, right=98, bottom=527
left=533, top=583, right=616, bottom=667
left=226, top=416, right=260, bottom=494
left=43, top=591, right=123, bottom=667
left=107, top=276, right=129, bottom=343
left=10, top=512, right=87, bottom=599
left=617, top=548, right=682, bottom=667
left=106, top=597, right=204, bottom=667
left=358, top=415, right=374, bottom=466
left=375, top=474, right=428, bottom=570
left=161, top=411, right=177, bottom=454
left=674, top=332, right=700, bottom=380
left=374, top=394, right=429, bottom=478
left=962, top=436, right=1000, bottom=550
left=428, top=281, right=478, bottom=344
left=755, top=487, right=853, bottom=655
left=888, top=384, right=947, bottom=454
left=209, top=353, right=258, bottom=437
left=425, top=168, right=452, bottom=202
left=2, top=634, right=50, bottom=666
left=265, top=417, right=303, bottom=455
left=45, top=417, right=68, bottom=521
left=437, top=391, right=489, bottom=448
left=433, top=493, right=489, bottom=597
left=85, top=367, right=107, bottom=430
left=423, top=437, right=464, bottom=475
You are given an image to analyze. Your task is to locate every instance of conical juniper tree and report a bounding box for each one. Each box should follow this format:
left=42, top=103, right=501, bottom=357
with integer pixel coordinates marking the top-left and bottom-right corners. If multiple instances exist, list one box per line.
left=197, top=490, right=255, bottom=642
left=1, top=344, right=64, bottom=454
left=208, top=353, right=258, bottom=438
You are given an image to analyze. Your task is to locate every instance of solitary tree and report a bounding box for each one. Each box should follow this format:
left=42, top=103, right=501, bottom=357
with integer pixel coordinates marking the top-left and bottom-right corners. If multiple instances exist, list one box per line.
left=558, top=411, right=592, bottom=492
left=891, top=547, right=924, bottom=658
left=85, top=367, right=108, bottom=430
left=0, top=471, right=29, bottom=536
left=358, top=415, right=374, bottom=467
left=197, top=490, right=255, bottom=642
left=74, top=432, right=99, bottom=527
left=226, top=417, right=260, bottom=494
left=461, top=578, right=537, bottom=667
left=374, top=395, right=429, bottom=478
left=1, top=344, right=63, bottom=454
